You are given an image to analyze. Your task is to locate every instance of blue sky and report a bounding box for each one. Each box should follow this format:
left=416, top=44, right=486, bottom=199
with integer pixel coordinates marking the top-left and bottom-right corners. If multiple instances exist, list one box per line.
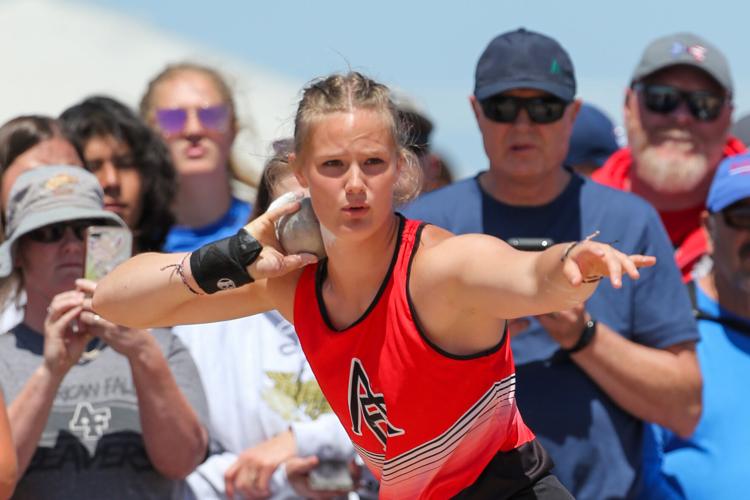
left=88, top=0, right=750, bottom=178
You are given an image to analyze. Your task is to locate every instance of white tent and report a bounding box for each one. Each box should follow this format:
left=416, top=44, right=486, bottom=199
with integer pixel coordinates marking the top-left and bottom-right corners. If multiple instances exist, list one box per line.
left=0, top=0, right=304, bottom=197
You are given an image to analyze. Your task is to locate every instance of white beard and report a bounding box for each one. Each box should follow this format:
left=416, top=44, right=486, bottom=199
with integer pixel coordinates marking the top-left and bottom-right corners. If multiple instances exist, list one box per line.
left=630, top=126, right=711, bottom=194
left=635, top=145, right=710, bottom=193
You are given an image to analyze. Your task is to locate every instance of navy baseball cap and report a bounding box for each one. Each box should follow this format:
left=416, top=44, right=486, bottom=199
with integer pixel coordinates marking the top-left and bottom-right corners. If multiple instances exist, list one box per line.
left=474, top=28, right=576, bottom=102
left=565, top=103, right=619, bottom=168
left=707, top=153, right=750, bottom=212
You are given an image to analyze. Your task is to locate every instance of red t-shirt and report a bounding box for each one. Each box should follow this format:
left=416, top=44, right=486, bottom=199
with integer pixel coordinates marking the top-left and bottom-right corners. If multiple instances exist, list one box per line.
left=592, top=137, right=745, bottom=281
left=294, top=217, right=537, bottom=499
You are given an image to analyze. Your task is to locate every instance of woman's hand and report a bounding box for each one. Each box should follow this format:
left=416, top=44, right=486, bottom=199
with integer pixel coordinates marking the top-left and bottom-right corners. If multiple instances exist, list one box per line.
left=77, top=279, right=151, bottom=359
left=562, top=239, right=656, bottom=288
left=285, top=456, right=355, bottom=500
left=224, top=430, right=297, bottom=499
left=43, top=290, right=92, bottom=376
left=243, top=195, right=318, bottom=281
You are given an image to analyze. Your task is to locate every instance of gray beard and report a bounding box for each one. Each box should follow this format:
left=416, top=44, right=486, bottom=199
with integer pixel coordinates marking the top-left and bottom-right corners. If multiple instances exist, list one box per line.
left=635, top=145, right=710, bottom=194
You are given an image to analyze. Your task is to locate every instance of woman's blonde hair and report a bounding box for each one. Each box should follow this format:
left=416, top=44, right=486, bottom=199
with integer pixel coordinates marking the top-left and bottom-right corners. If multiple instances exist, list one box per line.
left=293, top=72, right=422, bottom=205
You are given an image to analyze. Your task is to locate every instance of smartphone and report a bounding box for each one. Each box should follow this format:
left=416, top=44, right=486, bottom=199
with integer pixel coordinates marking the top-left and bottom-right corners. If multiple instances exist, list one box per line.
left=507, top=237, right=555, bottom=252
left=308, top=459, right=354, bottom=492
left=84, top=226, right=133, bottom=282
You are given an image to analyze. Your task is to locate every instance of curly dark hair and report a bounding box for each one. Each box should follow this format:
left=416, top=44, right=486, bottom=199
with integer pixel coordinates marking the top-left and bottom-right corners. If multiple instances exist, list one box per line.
left=60, top=96, right=176, bottom=252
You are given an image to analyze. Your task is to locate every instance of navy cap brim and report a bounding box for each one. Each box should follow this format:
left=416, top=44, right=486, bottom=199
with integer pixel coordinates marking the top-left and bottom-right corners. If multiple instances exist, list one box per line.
left=475, top=80, right=575, bottom=101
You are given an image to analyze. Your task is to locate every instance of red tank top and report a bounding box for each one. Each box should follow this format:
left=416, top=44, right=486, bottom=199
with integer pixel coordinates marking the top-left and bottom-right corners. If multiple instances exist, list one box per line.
left=294, top=217, right=536, bottom=499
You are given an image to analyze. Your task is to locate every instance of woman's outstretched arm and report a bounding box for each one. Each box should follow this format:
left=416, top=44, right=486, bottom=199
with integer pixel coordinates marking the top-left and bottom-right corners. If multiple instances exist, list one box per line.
left=417, top=228, right=654, bottom=322
left=92, top=200, right=317, bottom=328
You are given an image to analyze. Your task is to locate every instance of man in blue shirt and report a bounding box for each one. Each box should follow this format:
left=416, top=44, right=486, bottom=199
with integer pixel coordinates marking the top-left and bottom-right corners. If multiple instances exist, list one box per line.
left=404, top=28, right=702, bottom=500
left=648, top=154, right=750, bottom=499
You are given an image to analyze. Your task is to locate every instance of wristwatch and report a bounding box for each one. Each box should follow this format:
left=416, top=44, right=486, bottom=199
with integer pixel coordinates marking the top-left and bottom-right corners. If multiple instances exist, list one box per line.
left=564, top=318, right=597, bottom=354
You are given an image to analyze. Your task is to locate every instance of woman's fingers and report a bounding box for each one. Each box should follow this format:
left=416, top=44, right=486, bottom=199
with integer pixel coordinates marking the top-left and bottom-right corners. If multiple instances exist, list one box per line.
left=56, top=305, right=84, bottom=331
left=78, top=310, right=113, bottom=329
left=567, top=241, right=656, bottom=288
left=563, top=258, right=584, bottom=286
left=256, top=193, right=304, bottom=229
left=603, top=249, right=624, bottom=288
left=250, top=248, right=318, bottom=281
left=46, top=292, right=85, bottom=323
left=631, top=255, right=657, bottom=269
left=75, top=278, right=97, bottom=295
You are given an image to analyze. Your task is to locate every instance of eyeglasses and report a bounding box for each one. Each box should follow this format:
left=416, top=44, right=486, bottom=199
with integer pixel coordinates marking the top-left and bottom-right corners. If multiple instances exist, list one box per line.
left=26, top=220, right=101, bottom=243
left=154, top=104, right=231, bottom=135
left=480, top=95, right=569, bottom=124
left=634, top=84, right=726, bottom=122
left=721, top=207, right=750, bottom=230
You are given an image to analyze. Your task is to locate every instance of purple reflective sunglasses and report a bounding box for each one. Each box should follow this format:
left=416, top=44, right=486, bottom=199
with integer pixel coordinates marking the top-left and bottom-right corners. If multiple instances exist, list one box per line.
left=155, top=104, right=230, bottom=134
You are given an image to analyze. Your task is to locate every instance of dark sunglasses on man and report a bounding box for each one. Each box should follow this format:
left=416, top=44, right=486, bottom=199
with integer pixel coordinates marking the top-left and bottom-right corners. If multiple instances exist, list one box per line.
left=26, top=219, right=105, bottom=244
left=719, top=205, right=750, bottom=230
left=480, top=94, right=570, bottom=124
left=155, top=104, right=231, bottom=135
left=633, top=83, right=726, bottom=122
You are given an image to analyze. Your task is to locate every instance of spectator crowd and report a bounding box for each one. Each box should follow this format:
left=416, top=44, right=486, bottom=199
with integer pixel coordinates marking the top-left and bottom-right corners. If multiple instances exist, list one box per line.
left=0, top=26, right=748, bottom=500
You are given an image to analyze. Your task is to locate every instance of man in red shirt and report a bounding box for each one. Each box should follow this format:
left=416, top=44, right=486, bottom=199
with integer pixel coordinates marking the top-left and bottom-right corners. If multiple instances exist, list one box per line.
left=593, top=33, right=744, bottom=281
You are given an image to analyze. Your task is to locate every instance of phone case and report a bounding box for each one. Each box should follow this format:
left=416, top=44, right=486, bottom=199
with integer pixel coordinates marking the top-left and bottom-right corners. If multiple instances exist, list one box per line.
left=308, top=460, right=354, bottom=491
left=84, top=226, right=133, bottom=281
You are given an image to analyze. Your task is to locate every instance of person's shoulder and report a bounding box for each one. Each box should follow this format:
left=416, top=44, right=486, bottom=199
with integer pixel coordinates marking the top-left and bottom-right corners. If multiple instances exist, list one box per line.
left=581, top=175, right=658, bottom=219
left=402, top=177, right=482, bottom=229
left=230, top=196, right=252, bottom=216
left=404, top=177, right=479, bottom=212
left=417, top=222, right=455, bottom=248
left=591, top=147, right=632, bottom=188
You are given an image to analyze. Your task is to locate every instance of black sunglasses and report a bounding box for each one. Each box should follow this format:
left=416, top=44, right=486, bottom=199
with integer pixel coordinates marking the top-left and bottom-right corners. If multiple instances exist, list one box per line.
left=634, top=83, right=726, bottom=122
left=26, top=220, right=101, bottom=243
left=721, top=207, right=750, bottom=230
left=480, top=95, right=569, bottom=124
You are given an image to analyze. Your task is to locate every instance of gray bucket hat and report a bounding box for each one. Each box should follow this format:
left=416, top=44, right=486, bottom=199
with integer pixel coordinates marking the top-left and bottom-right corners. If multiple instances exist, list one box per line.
left=0, top=165, right=126, bottom=278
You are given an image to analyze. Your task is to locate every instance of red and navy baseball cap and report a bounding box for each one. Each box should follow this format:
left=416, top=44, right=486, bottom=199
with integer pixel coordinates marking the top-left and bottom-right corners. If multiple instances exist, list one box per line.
left=474, top=28, right=576, bottom=102
left=707, top=153, right=750, bottom=212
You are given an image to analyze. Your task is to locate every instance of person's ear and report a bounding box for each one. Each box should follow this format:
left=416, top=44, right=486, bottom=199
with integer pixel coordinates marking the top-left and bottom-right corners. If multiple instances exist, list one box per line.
left=396, top=148, right=407, bottom=174
left=289, top=153, right=309, bottom=188
left=568, top=99, right=582, bottom=121
left=469, top=95, right=483, bottom=122
left=701, top=210, right=715, bottom=254
left=623, top=87, right=637, bottom=123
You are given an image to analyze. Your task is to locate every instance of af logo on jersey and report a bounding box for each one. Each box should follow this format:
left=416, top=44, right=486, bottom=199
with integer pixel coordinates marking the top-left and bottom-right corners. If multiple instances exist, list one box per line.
left=348, top=358, right=404, bottom=449
left=69, top=402, right=112, bottom=441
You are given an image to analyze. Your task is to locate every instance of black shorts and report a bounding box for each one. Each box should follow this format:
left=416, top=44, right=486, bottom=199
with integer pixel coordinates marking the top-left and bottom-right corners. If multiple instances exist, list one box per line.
left=453, top=440, right=573, bottom=499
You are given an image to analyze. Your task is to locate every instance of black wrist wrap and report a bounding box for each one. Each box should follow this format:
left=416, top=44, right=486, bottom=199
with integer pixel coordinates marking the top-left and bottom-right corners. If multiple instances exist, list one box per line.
left=190, top=229, right=263, bottom=294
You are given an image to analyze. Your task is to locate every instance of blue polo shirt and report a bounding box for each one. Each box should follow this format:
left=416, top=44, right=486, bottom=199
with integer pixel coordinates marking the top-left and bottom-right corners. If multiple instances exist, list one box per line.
left=163, top=196, right=252, bottom=252
left=404, top=172, right=699, bottom=500
left=644, top=282, right=750, bottom=500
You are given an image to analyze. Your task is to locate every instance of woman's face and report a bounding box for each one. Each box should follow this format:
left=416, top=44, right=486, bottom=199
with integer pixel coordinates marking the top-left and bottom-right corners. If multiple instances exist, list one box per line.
left=295, top=109, right=400, bottom=240
left=17, top=222, right=87, bottom=303
left=149, top=70, right=235, bottom=178
left=82, top=135, right=144, bottom=229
